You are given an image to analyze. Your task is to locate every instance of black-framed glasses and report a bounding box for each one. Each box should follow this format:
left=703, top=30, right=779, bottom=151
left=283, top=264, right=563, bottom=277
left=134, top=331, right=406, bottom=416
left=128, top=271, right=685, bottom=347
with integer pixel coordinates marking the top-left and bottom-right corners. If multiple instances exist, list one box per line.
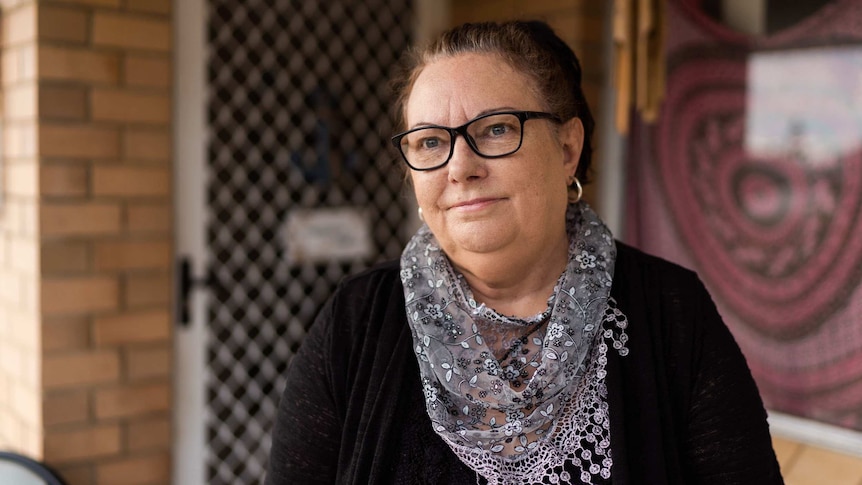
left=391, top=110, right=561, bottom=171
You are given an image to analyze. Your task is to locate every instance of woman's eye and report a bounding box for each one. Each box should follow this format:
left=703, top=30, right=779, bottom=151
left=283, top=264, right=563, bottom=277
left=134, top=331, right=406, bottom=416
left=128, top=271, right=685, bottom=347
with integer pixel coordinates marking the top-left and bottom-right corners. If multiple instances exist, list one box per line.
left=421, top=137, right=441, bottom=149
left=488, top=124, right=508, bottom=136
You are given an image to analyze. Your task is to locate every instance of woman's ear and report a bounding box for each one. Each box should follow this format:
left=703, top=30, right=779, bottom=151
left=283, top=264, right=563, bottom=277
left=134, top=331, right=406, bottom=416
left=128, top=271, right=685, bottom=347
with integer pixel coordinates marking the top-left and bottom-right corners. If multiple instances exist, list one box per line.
left=560, top=117, right=584, bottom=176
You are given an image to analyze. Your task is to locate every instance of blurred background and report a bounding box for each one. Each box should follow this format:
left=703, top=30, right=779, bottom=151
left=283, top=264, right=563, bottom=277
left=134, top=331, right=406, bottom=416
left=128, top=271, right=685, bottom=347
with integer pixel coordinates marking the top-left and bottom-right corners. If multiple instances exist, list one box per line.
left=0, top=0, right=860, bottom=484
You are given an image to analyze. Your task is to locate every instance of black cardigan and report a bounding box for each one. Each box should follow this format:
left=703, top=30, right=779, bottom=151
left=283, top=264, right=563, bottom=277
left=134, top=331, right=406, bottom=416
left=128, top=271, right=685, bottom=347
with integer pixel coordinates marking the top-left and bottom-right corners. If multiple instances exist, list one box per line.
left=265, top=243, right=783, bottom=484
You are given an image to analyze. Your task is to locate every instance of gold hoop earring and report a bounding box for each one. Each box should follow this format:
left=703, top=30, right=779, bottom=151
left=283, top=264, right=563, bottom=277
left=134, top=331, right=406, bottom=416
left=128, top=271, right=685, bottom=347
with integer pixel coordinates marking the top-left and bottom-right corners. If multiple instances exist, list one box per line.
left=417, top=207, right=424, bottom=222
left=568, top=177, right=583, bottom=204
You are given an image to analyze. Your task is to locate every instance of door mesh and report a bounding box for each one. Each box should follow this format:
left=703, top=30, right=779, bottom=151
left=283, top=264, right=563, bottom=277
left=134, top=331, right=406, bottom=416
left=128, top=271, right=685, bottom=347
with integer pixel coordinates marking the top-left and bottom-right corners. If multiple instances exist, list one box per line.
left=206, top=1, right=413, bottom=482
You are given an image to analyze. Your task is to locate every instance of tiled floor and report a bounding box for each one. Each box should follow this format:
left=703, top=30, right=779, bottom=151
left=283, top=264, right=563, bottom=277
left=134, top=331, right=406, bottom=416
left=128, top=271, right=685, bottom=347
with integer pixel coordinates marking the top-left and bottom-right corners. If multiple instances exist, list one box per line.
left=773, top=437, right=862, bottom=485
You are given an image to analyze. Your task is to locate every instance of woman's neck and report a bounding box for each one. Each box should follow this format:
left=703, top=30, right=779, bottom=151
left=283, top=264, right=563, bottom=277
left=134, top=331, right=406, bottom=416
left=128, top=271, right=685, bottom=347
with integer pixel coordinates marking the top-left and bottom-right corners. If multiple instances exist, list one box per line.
left=452, top=234, right=569, bottom=318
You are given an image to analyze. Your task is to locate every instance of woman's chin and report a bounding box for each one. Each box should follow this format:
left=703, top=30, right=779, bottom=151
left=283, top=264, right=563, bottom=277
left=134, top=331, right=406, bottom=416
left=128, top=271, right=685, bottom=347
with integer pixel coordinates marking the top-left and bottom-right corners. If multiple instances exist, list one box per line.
left=443, top=225, right=515, bottom=258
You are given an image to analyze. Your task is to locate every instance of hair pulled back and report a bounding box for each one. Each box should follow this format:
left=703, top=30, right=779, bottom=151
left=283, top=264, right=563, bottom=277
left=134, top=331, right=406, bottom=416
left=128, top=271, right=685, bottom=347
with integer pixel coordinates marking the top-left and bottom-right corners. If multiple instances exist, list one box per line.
left=389, top=20, right=595, bottom=183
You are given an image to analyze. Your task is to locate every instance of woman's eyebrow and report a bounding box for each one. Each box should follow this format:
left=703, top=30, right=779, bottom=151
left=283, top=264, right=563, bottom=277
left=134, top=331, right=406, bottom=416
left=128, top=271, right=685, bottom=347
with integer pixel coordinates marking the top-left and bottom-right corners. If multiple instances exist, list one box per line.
left=407, top=107, right=520, bottom=130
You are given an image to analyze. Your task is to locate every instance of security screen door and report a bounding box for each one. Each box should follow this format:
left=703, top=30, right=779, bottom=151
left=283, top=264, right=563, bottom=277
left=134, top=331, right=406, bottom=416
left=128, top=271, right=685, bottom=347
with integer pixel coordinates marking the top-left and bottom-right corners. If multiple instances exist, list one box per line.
left=175, top=0, right=413, bottom=483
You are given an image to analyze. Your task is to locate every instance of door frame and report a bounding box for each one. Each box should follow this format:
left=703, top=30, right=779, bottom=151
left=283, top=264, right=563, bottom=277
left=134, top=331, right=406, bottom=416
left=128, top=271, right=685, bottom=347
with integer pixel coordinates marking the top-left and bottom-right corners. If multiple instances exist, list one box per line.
left=172, top=0, right=208, bottom=483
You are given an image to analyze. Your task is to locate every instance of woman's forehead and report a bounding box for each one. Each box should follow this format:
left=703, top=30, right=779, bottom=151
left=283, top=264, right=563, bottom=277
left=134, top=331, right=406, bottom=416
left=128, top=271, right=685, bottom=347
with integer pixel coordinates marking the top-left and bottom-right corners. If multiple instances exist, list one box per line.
left=405, top=53, right=541, bottom=125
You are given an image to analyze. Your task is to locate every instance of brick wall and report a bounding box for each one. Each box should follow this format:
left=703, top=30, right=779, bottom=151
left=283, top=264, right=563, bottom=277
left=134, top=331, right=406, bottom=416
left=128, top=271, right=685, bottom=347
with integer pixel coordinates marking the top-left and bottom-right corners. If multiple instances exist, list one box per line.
left=0, top=1, right=174, bottom=483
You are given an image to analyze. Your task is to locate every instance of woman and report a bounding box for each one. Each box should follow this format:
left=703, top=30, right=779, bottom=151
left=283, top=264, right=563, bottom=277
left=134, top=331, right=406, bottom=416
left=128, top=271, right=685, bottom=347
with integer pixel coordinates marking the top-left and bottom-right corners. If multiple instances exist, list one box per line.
left=266, top=20, right=783, bottom=484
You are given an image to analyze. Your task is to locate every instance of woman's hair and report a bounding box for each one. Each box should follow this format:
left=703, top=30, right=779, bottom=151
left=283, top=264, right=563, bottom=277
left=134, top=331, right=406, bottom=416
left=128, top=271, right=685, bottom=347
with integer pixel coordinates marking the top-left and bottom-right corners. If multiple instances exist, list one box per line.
left=389, top=20, right=596, bottom=183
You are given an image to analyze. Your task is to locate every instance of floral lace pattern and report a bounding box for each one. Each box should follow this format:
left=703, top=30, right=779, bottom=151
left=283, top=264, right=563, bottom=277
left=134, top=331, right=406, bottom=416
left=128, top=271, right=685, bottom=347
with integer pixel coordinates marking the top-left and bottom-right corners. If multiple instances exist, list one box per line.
left=400, top=202, right=622, bottom=484
left=450, top=299, right=629, bottom=484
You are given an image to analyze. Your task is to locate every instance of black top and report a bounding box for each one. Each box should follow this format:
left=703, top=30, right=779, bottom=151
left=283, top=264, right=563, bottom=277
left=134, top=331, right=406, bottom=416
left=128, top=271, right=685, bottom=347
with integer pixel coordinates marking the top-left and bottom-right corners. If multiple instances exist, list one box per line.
left=265, top=242, right=783, bottom=484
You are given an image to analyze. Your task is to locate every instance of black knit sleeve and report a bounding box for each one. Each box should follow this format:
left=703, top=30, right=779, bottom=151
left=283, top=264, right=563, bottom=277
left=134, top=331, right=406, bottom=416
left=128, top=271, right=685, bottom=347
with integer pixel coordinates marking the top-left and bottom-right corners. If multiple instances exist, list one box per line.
left=264, top=295, right=341, bottom=485
left=683, top=279, right=784, bottom=484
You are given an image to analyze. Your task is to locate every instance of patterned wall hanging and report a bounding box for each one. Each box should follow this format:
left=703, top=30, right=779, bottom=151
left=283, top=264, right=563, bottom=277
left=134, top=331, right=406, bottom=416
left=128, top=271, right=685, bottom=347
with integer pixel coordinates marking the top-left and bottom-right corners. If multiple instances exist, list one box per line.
left=625, top=0, right=862, bottom=431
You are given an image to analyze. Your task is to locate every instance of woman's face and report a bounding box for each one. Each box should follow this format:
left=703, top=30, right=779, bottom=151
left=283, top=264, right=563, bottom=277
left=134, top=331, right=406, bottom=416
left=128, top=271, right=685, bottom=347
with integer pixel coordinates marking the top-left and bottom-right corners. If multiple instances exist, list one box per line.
left=405, top=53, right=583, bottom=268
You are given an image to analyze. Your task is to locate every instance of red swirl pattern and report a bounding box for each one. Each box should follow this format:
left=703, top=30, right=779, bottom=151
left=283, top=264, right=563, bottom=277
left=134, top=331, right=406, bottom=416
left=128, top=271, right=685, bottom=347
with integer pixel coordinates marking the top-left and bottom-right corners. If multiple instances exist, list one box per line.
left=656, top=54, right=862, bottom=337
left=627, top=0, right=862, bottom=430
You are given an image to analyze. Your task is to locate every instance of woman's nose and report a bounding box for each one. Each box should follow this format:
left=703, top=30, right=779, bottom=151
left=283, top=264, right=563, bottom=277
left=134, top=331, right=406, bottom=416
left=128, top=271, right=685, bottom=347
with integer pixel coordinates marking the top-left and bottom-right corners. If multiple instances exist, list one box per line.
left=447, top=136, right=488, bottom=183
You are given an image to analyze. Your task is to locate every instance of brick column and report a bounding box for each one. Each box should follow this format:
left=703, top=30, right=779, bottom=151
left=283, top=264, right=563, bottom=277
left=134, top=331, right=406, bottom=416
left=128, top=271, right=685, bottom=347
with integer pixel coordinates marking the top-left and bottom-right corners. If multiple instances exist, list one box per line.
left=0, top=1, right=174, bottom=484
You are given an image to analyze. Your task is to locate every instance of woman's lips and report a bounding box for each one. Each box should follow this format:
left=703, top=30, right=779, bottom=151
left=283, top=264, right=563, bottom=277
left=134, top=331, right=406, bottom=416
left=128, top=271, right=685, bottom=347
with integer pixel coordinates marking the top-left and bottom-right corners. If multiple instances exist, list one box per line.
left=449, top=197, right=502, bottom=211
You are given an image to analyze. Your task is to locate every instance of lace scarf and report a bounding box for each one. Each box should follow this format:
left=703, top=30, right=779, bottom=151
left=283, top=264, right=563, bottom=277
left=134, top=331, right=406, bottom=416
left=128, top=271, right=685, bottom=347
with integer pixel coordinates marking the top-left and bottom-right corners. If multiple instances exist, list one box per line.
left=400, top=202, right=620, bottom=484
